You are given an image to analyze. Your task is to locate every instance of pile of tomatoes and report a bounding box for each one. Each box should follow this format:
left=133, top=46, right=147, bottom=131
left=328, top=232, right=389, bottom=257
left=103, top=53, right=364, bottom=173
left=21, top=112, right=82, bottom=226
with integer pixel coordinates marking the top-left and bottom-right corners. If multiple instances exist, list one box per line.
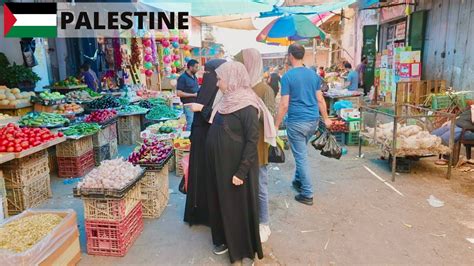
left=0, top=123, right=63, bottom=153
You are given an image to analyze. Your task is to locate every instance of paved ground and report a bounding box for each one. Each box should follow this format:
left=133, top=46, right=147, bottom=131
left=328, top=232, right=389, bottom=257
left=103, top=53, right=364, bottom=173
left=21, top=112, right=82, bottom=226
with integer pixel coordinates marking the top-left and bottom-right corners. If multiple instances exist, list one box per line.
left=39, top=145, right=474, bottom=265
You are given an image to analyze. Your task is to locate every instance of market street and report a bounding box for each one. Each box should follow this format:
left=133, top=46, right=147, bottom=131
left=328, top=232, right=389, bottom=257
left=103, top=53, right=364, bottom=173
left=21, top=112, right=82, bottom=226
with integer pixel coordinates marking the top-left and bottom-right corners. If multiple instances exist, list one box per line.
left=40, top=145, right=474, bottom=265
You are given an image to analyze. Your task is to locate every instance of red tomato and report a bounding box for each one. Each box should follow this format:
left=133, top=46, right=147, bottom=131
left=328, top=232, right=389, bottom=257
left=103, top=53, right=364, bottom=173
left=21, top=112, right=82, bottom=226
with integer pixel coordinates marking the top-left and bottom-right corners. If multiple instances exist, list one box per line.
left=20, top=141, right=29, bottom=148
left=14, top=139, right=21, bottom=144
left=33, top=141, right=41, bottom=146
left=14, top=145, right=22, bottom=152
left=7, top=141, right=14, bottom=147
left=1, top=140, right=8, bottom=146
left=58, top=132, right=64, bottom=137
left=41, top=134, right=50, bottom=140
left=5, top=133, right=13, bottom=139
left=6, top=147, right=14, bottom=152
left=0, top=146, right=6, bottom=152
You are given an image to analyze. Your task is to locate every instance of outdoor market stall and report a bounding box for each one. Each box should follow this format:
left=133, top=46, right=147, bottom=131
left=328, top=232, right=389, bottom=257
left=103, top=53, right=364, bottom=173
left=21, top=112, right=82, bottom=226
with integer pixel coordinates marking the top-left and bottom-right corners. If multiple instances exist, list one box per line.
left=359, top=104, right=456, bottom=181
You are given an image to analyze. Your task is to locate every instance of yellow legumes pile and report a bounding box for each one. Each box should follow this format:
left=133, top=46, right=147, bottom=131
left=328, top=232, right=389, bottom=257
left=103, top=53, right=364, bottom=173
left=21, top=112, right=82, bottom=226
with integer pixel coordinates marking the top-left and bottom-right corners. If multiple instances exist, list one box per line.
left=0, top=214, right=63, bottom=252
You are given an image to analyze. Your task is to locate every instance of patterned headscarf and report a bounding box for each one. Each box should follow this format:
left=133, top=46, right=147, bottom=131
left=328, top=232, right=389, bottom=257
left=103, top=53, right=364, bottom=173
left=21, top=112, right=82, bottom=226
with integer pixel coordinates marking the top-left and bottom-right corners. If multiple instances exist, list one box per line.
left=210, top=61, right=276, bottom=146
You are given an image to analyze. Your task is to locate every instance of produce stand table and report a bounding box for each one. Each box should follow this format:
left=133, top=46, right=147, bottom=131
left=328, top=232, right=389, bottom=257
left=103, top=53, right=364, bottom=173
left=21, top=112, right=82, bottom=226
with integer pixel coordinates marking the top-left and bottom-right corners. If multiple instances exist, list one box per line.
left=14, top=137, right=66, bottom=159
left=0, top=153, right=15, bottom=164
left=0, top=103, right=33, bottom=116
left=51, top=85, right=88, bottom=92
left=359, top=104, right=456, bottom=181
left=324, top=93, right=363, bottom=116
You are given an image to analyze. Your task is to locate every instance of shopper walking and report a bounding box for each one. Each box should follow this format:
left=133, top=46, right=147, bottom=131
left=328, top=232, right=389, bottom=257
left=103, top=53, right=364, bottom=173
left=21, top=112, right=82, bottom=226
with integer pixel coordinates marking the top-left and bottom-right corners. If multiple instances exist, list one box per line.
left=206, top=61, right=276, bottom=264
left=177, top=59, right=200, bottom=130
left=183, top=59, right=227, bottom=226
left=235, top=48, right=275, bottom=243
left=274, top=44, right=331, bottom=206
left=267, top=66, right=282, bottom=97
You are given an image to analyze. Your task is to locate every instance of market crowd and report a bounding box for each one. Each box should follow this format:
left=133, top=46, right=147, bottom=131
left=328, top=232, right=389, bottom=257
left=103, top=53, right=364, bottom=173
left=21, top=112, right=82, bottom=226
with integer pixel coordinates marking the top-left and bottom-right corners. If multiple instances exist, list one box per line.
left=177, top=44, right=331, bottom=265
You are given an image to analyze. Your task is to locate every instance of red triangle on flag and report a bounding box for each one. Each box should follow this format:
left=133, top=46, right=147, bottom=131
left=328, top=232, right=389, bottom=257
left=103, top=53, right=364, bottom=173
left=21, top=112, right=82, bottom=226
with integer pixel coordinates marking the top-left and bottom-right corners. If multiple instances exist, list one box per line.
left=4, top=4, right=17, bottom=36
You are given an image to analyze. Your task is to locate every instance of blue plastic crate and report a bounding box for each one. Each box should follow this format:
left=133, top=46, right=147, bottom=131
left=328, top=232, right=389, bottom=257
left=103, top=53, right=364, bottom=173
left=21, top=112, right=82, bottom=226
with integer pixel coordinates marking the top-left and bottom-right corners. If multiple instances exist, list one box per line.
left=333, top=132, right=346, bottom=145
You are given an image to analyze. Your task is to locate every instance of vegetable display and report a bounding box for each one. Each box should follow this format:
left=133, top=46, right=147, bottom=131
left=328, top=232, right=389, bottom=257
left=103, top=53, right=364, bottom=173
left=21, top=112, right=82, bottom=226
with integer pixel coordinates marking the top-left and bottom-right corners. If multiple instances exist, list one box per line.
left=364, top=123, right=450, bottom=156
left=84, top=109, right=117, bottom=123
left=146, top=105, right=180, bottom=121
left=77, top=159, right=142, bottom=190
left=330, top=120, right=348, bottom=132
left=0, top=113, right=11, bottom=120
left=148, top=97, right=167, bottom=106
left=173, top=137, right=191, bottom=150
left=0, top=87, right=34, bottom=106
left=0, top=123, right=63, bottom=152
left=38, top=91, right=65, bottom=101
left=19, top=112, right=69, bottom=127
left=138, top=100, right=153, bottom=109
left=84, top=87, right=101, bottom=97
left=0, top=214, right=63, bottom=253
left=65, top=90, right=99, bottom=102
left=61, top=123, right=101, bottom=137
left=53, top=76, right=83, bottom=87
left=119, top=105, right=148, bottom=115
left=87, top=95, right=121, bottom=110
left=128, top=139, right=173, bottom=165
left=147, top=120, right=182, bottom=132
left=55, top=103, right=83, bottom=114
left=136, top=88, right=159, bottom=99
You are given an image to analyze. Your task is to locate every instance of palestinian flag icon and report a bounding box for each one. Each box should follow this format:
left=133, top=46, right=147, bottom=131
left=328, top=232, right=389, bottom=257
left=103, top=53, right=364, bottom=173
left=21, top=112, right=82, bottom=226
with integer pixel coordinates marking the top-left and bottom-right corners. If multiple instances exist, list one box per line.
left=4, top=3, right=57, bottom=38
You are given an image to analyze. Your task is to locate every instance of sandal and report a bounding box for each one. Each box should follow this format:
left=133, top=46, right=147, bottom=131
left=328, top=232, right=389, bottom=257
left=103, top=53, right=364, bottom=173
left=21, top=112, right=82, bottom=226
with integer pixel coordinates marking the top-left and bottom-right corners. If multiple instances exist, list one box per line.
left=435, top=159, right=448, bottom=166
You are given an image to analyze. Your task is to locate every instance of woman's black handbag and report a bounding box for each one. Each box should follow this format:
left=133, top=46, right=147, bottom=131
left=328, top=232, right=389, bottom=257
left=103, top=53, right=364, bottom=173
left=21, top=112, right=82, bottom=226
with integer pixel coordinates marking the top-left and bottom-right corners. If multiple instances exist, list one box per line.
left=268, top=141, right=285, bottom=163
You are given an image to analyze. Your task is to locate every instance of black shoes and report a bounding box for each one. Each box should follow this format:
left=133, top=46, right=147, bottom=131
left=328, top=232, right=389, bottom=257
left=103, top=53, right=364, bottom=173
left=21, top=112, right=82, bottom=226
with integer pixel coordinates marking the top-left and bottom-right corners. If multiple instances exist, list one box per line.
left=213, top=244, right=228, bottom=255
left=295, top=194, right=313, bottom=206
left=292, top=180, right=302, bottom=193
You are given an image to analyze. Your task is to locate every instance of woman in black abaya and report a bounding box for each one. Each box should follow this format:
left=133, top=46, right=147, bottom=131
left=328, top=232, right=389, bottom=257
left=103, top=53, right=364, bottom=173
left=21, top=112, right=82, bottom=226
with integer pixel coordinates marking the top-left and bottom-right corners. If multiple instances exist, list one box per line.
left=183, top=59, right=226, bottom=226
left=205, top=61, right=276, bottom=264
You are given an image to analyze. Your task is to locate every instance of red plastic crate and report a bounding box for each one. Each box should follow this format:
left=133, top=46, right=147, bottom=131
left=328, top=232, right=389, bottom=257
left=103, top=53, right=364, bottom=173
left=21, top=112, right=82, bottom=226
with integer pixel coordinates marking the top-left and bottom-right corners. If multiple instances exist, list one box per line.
left=85, top=203, right=144, bottom=257
left=57, top=149, right=95, bottom=178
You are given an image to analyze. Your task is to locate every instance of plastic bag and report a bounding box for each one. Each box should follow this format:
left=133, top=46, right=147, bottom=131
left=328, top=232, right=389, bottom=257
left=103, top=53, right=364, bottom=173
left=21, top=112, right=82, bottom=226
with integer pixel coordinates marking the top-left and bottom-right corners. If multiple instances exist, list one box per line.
left=311, top=131, right=328, bottom=150
left=320, top=134, right=343, bottom=160
left=333, top=100, right=353, bottom=111
left=178, top=154, right=190, bottom=194
left=268, top=137, right=285, bottom=163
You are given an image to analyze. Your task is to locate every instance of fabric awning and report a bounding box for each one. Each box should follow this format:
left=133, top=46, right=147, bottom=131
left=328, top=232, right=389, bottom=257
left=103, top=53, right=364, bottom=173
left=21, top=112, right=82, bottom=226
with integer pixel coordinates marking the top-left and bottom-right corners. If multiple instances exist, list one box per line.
left=311, top=12, right=338, bottom=26
left=196, top=15, right=257, bottom=30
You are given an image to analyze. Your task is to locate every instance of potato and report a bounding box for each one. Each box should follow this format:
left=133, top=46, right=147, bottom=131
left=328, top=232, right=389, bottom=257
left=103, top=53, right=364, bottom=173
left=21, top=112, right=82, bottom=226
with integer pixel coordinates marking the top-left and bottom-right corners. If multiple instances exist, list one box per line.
left=1, top=100, right=9, bottom=105
left=9, top=100, right=18, bottom=105
left=0, top=94, right=6, bottom=100
left=11, top=88, right=20, bottom=94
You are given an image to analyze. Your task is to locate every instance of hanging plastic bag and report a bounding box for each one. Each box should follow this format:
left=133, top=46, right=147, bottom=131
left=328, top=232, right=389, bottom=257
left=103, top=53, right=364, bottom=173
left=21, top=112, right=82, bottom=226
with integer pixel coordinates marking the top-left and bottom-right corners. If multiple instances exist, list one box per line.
left=269, top=137, right=285, bottom=163
left=320, top=134, right=343, bottom=160
left=311, top=130, right=328, bottom=150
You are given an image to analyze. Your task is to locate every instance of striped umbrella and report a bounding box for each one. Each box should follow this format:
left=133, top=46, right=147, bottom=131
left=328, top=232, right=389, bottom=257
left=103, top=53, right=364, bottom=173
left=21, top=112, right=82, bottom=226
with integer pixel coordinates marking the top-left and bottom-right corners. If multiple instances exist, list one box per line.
left=256, top=14, right=326, bottom=46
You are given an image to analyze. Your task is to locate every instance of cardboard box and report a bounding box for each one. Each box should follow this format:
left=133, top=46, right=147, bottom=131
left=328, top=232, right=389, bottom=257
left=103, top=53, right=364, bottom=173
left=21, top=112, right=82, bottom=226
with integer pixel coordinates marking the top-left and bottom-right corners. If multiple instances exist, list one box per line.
left=0, top=209, right=80, bottom=266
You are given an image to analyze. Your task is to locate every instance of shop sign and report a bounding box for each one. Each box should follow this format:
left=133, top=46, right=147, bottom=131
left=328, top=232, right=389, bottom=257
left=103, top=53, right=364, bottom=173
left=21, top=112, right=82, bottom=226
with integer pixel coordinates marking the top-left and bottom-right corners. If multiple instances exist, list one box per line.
left=381, top=0, right=414, bottom=23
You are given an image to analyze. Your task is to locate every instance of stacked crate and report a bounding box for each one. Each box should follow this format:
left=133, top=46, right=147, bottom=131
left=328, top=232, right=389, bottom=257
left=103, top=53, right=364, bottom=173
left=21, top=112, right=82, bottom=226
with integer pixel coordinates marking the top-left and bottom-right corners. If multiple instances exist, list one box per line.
left=0, top=150, right=51, bottom=216
left=0, top=171, right=7, bottom=219
left=118, top=115, right=141, bottom=145
left=175, top=148, right=190, bottom=178
left=139, top=164, right=169, bottom=218
left=93, top=122, right=118, bottom=165
left=56, top=136, right=95, bottom=178
left=83, top=184, right=144, bottom=256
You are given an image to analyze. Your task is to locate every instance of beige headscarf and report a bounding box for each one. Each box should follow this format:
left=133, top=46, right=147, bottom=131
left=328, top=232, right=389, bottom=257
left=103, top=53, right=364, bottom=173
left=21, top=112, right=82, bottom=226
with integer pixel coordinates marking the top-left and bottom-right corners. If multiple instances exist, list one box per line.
left=210, top=61, right=276, bottom=147
left=235, top=49, right=264, bottom=87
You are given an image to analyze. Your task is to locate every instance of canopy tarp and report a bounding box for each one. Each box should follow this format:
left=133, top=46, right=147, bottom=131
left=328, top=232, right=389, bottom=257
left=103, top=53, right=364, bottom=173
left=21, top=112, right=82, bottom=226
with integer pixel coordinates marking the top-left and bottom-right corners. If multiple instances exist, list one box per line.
left=195, top=15, right=257, bottom=30
left=141, top=0, right=277, bottom=17
left=260, top=0, right=356, bottom=17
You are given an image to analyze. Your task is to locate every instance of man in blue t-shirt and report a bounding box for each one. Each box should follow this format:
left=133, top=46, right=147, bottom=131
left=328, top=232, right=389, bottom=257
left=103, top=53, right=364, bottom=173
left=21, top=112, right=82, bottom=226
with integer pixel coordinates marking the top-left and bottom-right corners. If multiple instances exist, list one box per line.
left=344, top=62, right=359, bottom=91
left=274, top=44, right=332, bottom=206
left=177, top=59, right=200, bottom=130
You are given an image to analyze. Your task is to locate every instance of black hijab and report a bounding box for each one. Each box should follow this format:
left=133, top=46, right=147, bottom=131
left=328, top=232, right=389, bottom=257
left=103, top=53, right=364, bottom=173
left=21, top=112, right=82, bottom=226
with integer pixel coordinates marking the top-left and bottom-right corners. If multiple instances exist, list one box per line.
left=196, top=59, right=226, bottom=106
